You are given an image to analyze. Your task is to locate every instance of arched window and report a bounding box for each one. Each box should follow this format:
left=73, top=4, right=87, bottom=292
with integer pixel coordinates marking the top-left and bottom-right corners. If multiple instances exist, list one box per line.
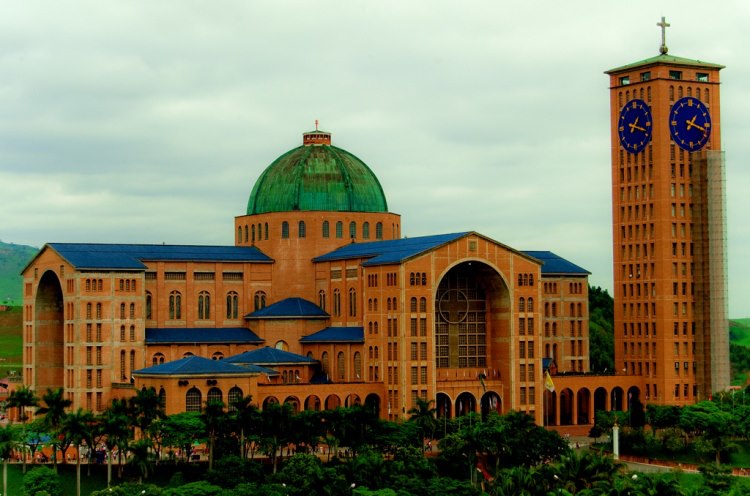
left=264, top=222, right=269, bottom=240
left=319, top=290, right=326, bottom=311
left=336, top=221, right=343, bottom=239
left=376, top=222, right=383, bottom=239
left=387, top=298, right=391, bottom=311
left=349, top=221, right=356, bottom=239
left=519, top=297, right=525, bottom=312
left=183, top=351, right=194, bottom=358
left=130, top=325, right=135, bottom=341
left=275, top=340, right=288, bottom=351
left=419, top=297, right=427, bottom=312
left=120, top=350, right=126, bottom=380
left=410, top=297, right=417, bottom=312
left=152, top=353, right=165, bottom=366
left=96, top=303, right=102, bottom=319
left=321, top=352, right=329, bottom=374
left=349, top=288, right=357, bottom=317
left=251, top=224, right=256, bottom=243
left=146, top=292, right=153, bottom=320
left=87, top=303, right=92, bottom=319
left=354, top=351, right=362, bottom=380
left=281, top=221, right=289, bottom=239
left=228, top=386, right=243, bottom=412
left=198, top=291, right=211, bottom=320
left=186, top=388, right=202, bottom=412
left=169, top=291, right=182, bottom=320
left=129, top=303, right=135, bottom=319
left=333, top=289, right=341, bottom=317
left=159, top=388, right=166, bottom=409
left=337, top=351, right=345, bottom=381
left=237, top=226, right=242, bottom=243
left=527, top=298, right=534, bottom=312
left=254, top=291, right=266, bottom=311
left=212, top=352, right=224, bottom=360
left=363, top=222, right=370, bottom=239
left=226, top=291, right=239, bottom=319
left=422, top=273, right=427, bottom=285
left=120, top=325, right=126, bottom=341
left=120, top=303, right=126, bottom=319
left=322, top=220, right=330, bottom=238
left=129, top=351, right=135, bottom=379
left=298, top=221, right=306, bottom=238
left=207, top=387, right=223, bottom=405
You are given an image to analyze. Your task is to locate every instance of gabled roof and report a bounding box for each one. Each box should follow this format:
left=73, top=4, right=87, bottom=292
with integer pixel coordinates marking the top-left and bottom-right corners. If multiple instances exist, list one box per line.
left=605, top=53, right=724, bottom=74
left=225, top=346, right=317, bottom=366
left=313, top=232, right=471, bottom=266
left=245, top=297, right=328, bottom=319
left=522, top=251, right=590, bottom=276
left=133, top=355, right=259, bottom=376
left=30, top=243, right=272, bottom=271
left=145, top=328, right=263, bottom=345
left=300, top=326, right=364, bottom=343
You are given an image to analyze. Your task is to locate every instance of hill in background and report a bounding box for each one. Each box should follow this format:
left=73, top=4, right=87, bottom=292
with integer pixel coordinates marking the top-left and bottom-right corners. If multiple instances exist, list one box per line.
left=0, top=241, right=39, bottom=305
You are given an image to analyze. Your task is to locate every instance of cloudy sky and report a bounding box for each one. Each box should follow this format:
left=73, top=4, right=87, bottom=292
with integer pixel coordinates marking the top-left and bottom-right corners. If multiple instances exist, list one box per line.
left=1, top=1, right=748, bottom=316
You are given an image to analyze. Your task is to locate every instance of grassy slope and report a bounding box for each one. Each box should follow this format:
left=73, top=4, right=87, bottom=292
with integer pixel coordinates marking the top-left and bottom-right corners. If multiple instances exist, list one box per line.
left=0, top=241, right=38, bottom=306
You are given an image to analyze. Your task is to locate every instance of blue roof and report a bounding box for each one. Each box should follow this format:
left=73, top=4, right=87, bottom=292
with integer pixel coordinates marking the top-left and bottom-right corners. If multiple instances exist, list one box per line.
left=41, top=243, right=272, bottom=270
left=522, top=251, right=590, bottom=275
left=225, top=346, right=317, bottom=366
left=145, top=328, right=263, bottom=344
left=313, top=232, right=471, bottom=266
left=300, top=326, right=364, bottom=343
left=133, top=355, right=259, bottom=376
left=246, top=297, right=328, bottom=319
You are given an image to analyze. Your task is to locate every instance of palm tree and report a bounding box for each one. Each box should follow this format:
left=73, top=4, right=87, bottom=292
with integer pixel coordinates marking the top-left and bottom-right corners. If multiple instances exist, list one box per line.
left=0, top=423, right=20, bottom=496
left=8, top=385, right=38, bottom=422
left=407, top=397, right=438, bottom=452
left=202, top=399, right=226, bottom=470
left=130, top=387, right=164, bottom=441
left=128, top=438, right=154, bottom=483
left=230, top=394, right=259, bottom=459
left=61, top=408, right=95, bottom=496
left=99, top=398, right=132, bottom=486
left=36, top=387, right=72, bottom=471
left=260, top=402, right=294, bottom=473
left=551, top=450, right=622, bottom=494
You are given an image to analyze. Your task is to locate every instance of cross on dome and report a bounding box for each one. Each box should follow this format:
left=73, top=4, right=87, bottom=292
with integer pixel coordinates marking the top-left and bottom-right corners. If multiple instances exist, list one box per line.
left=657, top=16, right=670, bottom=55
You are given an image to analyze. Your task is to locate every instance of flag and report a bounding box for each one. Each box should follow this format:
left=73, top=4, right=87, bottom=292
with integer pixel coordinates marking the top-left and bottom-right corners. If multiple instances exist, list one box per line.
left=544, top=371, right=555, bottom=392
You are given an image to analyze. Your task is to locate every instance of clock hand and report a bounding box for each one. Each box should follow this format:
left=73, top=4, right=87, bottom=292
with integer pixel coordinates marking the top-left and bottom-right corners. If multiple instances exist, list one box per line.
left=628, top=117, right=646, bottom=133
left=685, top=116, right=706, bottom=133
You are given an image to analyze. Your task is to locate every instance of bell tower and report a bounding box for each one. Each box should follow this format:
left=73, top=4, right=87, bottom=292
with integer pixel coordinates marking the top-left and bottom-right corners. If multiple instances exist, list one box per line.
left=605, top=18, right=728, bottom=405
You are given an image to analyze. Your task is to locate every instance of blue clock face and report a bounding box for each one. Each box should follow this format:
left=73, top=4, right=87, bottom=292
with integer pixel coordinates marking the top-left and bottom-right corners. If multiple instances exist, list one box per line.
left=670, top=96, right=711, bottom=152
left=618, top=99, right=652, bottom=154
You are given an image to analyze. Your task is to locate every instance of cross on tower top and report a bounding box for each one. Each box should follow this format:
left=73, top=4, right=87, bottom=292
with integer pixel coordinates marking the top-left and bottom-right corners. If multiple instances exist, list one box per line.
left=657, top=16, right=670, bottom=55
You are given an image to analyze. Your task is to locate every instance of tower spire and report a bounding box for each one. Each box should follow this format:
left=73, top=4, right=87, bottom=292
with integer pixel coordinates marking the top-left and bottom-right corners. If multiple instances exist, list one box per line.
left=657, top=16, right=670, bottom=55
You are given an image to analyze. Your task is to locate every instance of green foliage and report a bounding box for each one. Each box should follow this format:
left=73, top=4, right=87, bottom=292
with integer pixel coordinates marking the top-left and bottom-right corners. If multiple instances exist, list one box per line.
left=90, top=482, right=163, bottom=496
left=588, top=285, right=614, bottom=373
left=162, top=480, right=224, bottom=496
left=21, top=466, right=63, bottom=496
left=205, top=454, right=263, bottom=489
left=699, top=463, right=735, bottom=493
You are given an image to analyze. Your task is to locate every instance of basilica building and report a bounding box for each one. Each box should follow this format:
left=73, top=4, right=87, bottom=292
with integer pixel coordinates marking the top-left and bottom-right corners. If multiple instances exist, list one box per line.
left=21, top=128, right=591, bottom=425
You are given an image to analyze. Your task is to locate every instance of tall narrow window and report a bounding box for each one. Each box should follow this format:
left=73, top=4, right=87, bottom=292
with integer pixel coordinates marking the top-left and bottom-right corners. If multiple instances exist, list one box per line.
left=169, top=291, right=182, bottom=320
left=298, top=220, right=306, bottom=238
left=318, top=290, right=327, bottom=312
left=349, top=222, right=357, bottom=239
left=186, top=388, right=202, bottom=412
left=349, top=288, right=357, bottom=317
left=145, top=292, right=153, bottom=320
left=336, top=221, right=343, bottom=239
left=322, top=221, right=330, bottom=238
left=333, top=289, right=341, bottom=317
left=281, top=221, right=289, bottom=239
left=226, top=291, right=238, bottom=319
left=254, top=291, right=267, bottom=311
left=337, top=351, right=346, bottom=381
left=376, top=222, right=383, bottom=239
left=363, top=222, right=370, bottom=239
left=198, top=291, right=211, bottom=319
left=129, top=303, right=135, bottom=319
left=120, top=303, right=126, bottom=319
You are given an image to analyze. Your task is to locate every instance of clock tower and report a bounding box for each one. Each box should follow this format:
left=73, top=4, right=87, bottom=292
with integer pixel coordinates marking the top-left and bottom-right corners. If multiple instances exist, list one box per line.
left=605, top=18, right=728, bottom=405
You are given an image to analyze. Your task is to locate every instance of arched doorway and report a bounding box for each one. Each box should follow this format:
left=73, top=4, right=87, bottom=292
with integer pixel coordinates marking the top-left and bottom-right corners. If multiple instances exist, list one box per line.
left=611, top=387, right=624, bottom=411
left=436, top=393, right=452, bottom=419
left=325, top=395, right=341, bottom=410
left=594, top=387, right=608, bottom=413
left=305, top=395, right=321, bottom=411
left=455, top=392, right=476, bottom=416
left=577, top=388, right=592, bottom=424
left=559, top=388, right=574, bottom=425
left=35, top=270, right=65, bottom=391
left=364, top=394, right=380, bottom=417
left=481, top=391, right=502, bottom=418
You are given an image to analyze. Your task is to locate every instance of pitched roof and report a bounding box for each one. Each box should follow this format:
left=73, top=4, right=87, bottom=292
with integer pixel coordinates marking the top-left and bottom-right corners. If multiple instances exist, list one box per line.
left=145, top=328, right=263, bottom=345
left=133, top=355, right=259, bottom=376
left=36, top=243, right=272, bottom=271
left=313, top=232, right=471, bottom=266
left=224, top=346, right=317, bottom=366
left=299, top=326, right=364, bottom=343
left=522, top=251, right=590, bottom=275
left=245, top=297, right=328, bottom=319
left=605, top=53, right=724, bottom=74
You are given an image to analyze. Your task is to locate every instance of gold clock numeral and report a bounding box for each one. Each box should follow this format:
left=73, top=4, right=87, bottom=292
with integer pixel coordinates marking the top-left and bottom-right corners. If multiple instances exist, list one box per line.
left=619, top=126, right=624, bottom=132
left=687, top=99, right=693, bottom=107
left=671, top=120, right=677, bottom=126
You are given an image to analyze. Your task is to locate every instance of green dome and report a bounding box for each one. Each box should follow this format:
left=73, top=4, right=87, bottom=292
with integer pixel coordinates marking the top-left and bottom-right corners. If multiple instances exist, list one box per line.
left=247, top=131, right=388, bottom=215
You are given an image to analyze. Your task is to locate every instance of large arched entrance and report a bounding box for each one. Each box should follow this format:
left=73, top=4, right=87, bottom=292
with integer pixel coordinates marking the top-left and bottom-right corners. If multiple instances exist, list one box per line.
left=35, top=270, right=65, bottom=391
left=434, top=260, right=510, bottom=385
